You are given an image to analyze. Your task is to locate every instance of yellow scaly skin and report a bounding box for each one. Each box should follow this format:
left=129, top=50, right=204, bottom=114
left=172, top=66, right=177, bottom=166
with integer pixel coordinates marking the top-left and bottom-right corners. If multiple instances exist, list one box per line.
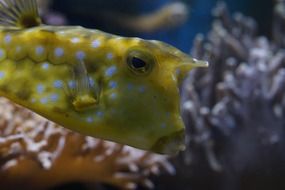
left=0, top=1, right=208, bottom=154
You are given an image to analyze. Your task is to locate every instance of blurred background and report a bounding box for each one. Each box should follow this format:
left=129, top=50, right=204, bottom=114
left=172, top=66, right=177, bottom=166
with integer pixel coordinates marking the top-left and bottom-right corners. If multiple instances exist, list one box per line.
left=40, top=0, right=274, bottom=52
left=1, top=0, right=285, bottom=190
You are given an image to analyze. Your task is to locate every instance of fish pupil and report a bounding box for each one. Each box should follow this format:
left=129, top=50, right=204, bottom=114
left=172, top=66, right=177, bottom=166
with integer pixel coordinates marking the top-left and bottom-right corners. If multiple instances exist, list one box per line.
left=131, top=57, right=146, bottom=69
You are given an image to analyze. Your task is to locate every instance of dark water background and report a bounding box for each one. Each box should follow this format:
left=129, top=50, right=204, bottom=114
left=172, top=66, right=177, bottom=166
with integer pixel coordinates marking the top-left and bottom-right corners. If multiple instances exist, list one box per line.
left=51, top=0, right=273, bottom=52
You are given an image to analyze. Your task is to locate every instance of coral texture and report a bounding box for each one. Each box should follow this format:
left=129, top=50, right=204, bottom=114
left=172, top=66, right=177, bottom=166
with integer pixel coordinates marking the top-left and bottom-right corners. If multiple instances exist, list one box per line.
left=182, top=0, right=285, bottom=170
left=163, top=1, right=285, bottom=190
left=0, top=98, right=174, bottom=190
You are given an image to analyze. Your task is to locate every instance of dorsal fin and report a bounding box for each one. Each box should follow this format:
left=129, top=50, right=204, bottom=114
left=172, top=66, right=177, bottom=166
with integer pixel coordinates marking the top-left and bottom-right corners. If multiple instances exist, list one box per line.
left=0, top=0, right=41, bottom=28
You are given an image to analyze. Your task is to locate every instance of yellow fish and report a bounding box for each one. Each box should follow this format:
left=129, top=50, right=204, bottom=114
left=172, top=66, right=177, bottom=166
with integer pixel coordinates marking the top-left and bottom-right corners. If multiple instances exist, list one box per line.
left=0, top=0, right=207, bottom=154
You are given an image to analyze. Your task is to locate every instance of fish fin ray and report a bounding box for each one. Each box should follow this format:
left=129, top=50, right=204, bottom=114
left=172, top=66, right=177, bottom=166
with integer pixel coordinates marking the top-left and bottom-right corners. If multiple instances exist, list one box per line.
left=71, top=61, right=98, bottom=111
left=0, top=0, right=41, bottom=28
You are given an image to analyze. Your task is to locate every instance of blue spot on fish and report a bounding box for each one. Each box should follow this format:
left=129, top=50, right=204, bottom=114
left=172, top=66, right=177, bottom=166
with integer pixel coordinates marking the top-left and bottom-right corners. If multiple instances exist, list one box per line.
left=50, top=94, right=59, bottom=102
left=105, top=66, right=117, bottom=77
left=35, top=46, right=44, bottom=55
left=54, top=47, right=64, bottom=57
left=41, top=62, right=49, bottom=70
left=91, top=40, right=101, bottom=48
left=127, top=83, right=133, bottom=90
left=53, top=80, right=63, bottom=88
left=40, top=97, right=48, bottom=104
left=138, top=86, right=146, bottom=93
left=4, top=35, right=11, bottom=44
left=0, top=49, right=5, bottom=58
left=161, top=123, right=167, bottom=128
left=68, top=80, right=76, bottom=89
left=0, top=71, right=5, bottom=79
left=89, top=77, right=95, bottom=87
left=37, top=84, right=45, bottom=93
left=109, top=81, right=117, bottom=89
left=110, top=93, right=117, bottom=100
left=96, top=111, right=104, bottom=118
left=76, top=51, right=86, bottom=60
left=71, top=37, right=80, bottom=43
left=86, top=117, right=94, bottom=123
left=106, top=52, right=113, bottom=60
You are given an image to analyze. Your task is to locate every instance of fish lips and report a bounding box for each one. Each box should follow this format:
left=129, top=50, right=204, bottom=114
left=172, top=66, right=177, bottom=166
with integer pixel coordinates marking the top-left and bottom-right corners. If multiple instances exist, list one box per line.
left=150, top=129, right=186, bottom=155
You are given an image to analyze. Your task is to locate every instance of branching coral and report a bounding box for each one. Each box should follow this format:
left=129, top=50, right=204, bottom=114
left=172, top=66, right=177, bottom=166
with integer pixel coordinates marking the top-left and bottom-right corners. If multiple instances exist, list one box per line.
left=273, top=0, right=285, bottom=47
left=174, top=2, right=285, bottom=189
left=0, top=98, right=174, bottom=190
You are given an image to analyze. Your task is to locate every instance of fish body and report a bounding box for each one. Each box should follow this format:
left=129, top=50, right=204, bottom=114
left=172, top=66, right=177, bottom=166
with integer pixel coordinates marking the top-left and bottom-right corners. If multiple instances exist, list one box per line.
left=0, top=0, right=208, bottom=154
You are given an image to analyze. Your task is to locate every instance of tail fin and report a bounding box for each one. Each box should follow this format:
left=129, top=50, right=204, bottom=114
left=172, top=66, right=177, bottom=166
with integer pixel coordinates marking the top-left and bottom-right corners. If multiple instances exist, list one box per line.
left=0, top=0, right=41, bottom=28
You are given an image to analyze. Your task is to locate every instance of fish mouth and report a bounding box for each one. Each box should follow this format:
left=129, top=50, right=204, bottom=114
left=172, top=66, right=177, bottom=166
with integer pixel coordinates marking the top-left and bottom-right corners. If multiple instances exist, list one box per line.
left=150, top=129, right=185, bottom=155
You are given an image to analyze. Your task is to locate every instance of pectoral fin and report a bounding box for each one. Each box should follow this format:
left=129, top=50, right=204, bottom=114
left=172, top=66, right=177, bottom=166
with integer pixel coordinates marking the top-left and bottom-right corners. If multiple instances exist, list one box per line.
left=71, top=61, right=99, bottom=111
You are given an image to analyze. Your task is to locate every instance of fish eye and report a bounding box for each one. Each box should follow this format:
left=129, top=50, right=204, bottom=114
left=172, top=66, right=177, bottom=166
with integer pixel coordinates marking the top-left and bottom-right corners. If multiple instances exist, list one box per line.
left=127, top=49, right=155, bottom=75
left=130, top=57, right=146, bottom=69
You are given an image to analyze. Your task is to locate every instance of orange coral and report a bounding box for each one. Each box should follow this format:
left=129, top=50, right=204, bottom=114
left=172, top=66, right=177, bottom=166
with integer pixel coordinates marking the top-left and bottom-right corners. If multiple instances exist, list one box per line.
left=0, top=98, right=174, bottom=189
